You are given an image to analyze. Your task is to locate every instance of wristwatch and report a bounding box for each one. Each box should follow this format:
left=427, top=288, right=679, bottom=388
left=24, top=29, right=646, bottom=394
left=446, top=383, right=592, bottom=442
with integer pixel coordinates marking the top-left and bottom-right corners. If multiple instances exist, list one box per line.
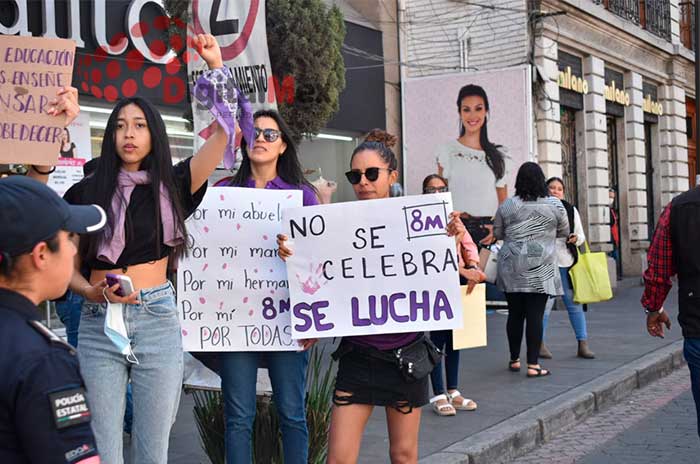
left=645, top=307, right=664, bottom=315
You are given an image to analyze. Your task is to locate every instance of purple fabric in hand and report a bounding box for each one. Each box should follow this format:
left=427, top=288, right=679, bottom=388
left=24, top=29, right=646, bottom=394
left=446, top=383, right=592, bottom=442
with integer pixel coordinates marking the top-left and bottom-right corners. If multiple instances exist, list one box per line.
left=192, top=67, right=255, bottom=169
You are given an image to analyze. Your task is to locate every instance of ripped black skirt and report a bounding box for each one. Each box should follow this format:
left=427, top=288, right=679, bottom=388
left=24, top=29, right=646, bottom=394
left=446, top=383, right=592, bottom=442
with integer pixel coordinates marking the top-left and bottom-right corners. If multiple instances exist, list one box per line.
left=331, top=341, right=429, bottom=413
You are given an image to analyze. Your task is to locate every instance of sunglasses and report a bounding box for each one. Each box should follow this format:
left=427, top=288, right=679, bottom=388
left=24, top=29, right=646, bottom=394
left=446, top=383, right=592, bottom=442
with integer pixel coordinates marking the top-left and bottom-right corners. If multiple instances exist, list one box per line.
left=254, top=128, right=281, bottom=143
left=424, top=186, right=449, bottom=193
left=345, top=167, right=393, bottom=185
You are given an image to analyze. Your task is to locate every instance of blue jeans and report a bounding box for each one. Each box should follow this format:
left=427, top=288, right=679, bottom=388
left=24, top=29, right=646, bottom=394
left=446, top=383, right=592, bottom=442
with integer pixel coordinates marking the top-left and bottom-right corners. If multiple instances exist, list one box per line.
left=542, top=267, right=588, bottom=341
left=57, top=290, right=134, bottom=433
left=56, top=290, right=83, bottom=347
left=429, top=330, right=460, bottom=395
left=78, top=282, right=183, bottom=464
left=684, top=338, right=700, bottom=438
left=220, top=351, right=309, bottom=464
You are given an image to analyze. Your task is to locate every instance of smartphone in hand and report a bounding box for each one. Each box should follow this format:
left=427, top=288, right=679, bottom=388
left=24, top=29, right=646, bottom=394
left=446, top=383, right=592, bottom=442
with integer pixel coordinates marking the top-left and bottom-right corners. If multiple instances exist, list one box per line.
left=105, top=273, right=135, bottom=297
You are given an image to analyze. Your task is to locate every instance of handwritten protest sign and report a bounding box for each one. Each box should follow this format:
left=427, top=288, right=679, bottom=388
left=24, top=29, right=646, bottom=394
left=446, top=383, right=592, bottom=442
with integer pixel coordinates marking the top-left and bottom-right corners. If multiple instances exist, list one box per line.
left=452, top=284, right=487, bottom=350
left=0, top=35, right=76, bottom=166
left=284, top=193, right=463, bottom=339
left=177, top=187, right=302, bottom=351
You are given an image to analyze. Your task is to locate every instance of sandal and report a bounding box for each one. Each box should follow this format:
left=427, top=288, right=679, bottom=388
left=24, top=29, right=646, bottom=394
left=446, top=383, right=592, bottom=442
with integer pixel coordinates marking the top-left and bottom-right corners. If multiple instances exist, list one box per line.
left=508, top=359, right=521, bottom=372
left=448, top=390, right=477, bottom=411
left=430, top=394, right=456, bottom=416
left=527, top=366, right=551, bottom=378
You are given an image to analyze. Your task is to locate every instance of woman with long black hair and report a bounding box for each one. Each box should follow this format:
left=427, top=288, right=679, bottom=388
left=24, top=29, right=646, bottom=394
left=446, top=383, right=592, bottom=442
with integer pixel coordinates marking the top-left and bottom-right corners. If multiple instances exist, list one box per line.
left=218, top=109, right=318, bottom=464
left=63, top=34, right=229, bottom=463
left=436, top=84, right=509, bottom=245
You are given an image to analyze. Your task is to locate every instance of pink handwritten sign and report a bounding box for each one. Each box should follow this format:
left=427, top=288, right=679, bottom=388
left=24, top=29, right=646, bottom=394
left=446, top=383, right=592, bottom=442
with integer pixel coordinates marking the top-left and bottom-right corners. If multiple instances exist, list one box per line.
left=0, top=35, right=76, bottom=166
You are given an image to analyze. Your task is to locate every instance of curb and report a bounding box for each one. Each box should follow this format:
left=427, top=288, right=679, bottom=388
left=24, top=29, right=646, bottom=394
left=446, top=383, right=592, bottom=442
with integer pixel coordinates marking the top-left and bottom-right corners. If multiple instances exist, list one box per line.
left=418, top=340, right=685, bottom=464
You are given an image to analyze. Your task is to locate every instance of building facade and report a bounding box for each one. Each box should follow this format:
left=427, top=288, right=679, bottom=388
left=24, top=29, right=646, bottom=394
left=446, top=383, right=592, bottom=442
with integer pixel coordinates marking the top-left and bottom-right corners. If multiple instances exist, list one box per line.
left=401, top=0, right=696, bottom=277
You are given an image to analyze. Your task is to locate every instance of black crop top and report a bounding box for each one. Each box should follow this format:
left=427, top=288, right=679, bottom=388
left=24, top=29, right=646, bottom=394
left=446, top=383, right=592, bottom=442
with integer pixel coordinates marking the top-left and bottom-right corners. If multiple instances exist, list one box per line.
left=63, top=158, right=206, bottom=271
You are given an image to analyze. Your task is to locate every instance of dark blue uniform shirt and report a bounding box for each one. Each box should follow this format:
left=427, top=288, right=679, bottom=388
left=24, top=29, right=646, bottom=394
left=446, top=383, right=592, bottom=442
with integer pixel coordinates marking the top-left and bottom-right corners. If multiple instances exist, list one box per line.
left=0, top=288, right=99, bottom=464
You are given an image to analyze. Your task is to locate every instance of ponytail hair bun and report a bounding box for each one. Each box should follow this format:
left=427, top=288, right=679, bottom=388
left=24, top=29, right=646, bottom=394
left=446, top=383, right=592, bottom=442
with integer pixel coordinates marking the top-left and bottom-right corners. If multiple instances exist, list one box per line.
left=364, top=129, right=397, bottom=149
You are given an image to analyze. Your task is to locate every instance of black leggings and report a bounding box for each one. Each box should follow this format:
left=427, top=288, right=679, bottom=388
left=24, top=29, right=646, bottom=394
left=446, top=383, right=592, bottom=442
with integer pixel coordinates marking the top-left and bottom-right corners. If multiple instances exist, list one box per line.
left=505, top=292, right=549, bottom=365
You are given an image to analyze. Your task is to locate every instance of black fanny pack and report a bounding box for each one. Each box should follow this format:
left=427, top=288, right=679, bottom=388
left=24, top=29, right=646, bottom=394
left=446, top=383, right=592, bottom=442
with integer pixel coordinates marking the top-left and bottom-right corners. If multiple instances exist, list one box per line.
left=332, top=335, right=443, bottom=383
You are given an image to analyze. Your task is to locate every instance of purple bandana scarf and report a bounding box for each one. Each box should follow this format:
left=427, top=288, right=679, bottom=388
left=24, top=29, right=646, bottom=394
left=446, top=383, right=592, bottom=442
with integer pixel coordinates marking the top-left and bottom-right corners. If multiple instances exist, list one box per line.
left=193, top=66, right=254, bottom=169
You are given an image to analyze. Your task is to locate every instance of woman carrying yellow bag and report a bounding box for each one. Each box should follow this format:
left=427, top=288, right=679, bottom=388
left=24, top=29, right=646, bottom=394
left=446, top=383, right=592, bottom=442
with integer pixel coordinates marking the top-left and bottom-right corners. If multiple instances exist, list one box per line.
left=569, top=241, right=613, bottom=304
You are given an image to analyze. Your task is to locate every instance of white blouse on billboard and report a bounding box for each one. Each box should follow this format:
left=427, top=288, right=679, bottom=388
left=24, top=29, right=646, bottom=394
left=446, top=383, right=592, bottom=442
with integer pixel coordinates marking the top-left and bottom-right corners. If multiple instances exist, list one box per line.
left=436, top=140, right=509, bottom=217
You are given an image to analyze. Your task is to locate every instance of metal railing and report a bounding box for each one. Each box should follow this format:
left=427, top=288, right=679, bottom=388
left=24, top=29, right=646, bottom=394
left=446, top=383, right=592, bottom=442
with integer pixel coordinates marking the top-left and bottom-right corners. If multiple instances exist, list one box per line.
left=592, top=0, right=671, bottom=41
left=680, top=1, right=695, bottom=50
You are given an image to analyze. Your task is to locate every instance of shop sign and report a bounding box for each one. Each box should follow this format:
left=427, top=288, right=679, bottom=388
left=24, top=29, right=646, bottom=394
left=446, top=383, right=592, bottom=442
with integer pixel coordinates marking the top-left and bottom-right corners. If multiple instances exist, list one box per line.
left=604, top=80, right=630, bottom=106
left=558, top=66, right=588, bottom=94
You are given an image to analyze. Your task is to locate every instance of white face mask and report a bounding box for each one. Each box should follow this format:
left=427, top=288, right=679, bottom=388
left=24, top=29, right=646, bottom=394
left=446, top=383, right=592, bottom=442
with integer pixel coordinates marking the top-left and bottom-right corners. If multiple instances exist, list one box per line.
left=102, top=289, right=139, bottom=364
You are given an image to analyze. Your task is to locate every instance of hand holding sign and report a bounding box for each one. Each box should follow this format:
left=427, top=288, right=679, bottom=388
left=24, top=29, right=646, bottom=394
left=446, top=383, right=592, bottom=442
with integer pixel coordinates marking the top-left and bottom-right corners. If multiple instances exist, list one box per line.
left=46, top=86, right=80, bottom=126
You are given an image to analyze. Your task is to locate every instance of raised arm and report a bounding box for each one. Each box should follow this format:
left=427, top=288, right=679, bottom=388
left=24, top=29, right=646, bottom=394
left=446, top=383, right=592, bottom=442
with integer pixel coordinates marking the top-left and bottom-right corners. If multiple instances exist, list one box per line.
left=188, top=34, right=229, bottom=193
left=27, top=86, right=80, bottom=183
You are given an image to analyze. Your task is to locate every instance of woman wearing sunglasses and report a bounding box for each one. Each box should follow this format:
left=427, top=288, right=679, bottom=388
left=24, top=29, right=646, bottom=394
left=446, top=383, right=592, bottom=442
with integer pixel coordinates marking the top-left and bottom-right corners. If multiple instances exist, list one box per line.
left=279, top=130, right=466, bottom=463
left=218, top=109, right=318, bottom=464
left=436, top=84, right=509, bottom=246
left=421, top=174, right=485, bottom=416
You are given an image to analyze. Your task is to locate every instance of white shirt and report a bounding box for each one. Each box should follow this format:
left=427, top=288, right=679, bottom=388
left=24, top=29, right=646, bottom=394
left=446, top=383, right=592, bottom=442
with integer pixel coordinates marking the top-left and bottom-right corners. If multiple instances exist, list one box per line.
left=555, top=206, right=585, bottom=268
left=436, top=140, right=509, bottom=217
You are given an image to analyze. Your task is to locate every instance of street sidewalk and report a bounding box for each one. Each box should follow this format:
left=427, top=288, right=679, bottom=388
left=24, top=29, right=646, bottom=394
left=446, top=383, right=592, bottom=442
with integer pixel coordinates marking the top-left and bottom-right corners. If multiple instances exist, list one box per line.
left=167, top=279, right=684, bottom=463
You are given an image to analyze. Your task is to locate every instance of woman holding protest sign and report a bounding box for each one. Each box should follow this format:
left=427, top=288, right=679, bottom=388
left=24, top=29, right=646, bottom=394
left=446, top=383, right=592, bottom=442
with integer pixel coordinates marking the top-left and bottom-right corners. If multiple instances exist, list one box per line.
left=494, top=162, right=569, bottom=378
left=217, top=109, right=318, bottom=464
left=422, top=174, right=485, bottom=416
left=62, top=34, right=230, bottom=463
left=278, top=131, right=467, bottom=463
left=436, top=84, right=509, bottom=246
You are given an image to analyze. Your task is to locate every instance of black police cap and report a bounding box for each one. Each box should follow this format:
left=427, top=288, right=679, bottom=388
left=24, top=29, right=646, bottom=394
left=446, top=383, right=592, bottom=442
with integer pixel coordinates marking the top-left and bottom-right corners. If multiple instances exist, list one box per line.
left=0, top=176, right=106, bottom=257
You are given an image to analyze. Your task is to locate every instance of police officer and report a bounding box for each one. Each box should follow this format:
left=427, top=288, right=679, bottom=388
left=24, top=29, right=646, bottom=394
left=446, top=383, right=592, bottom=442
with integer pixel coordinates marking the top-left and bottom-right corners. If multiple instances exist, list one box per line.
left=0, top=176, right=106, bottom=463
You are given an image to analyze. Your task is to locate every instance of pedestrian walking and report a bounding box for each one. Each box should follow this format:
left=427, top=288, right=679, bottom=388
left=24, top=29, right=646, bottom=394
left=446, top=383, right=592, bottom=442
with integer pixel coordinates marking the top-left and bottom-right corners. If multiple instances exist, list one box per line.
left=218, top=109, right=318, bottom=464
left=642, top=186, right=700, bottom=437
left=494, top=162, right=569, bottom=378
left=279, top=131, right=466, bottom=463
left=62, top=34, right=229, bottom=464
left=540, top=177, right=595, bottom=360
left=0, top=176, right=106, bottom=464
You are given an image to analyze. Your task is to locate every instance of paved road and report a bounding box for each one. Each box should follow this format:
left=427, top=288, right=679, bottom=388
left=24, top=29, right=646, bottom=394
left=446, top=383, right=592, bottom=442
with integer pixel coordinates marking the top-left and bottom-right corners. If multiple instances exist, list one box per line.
left=510, top=368, right=697, bottom=464
left=162, top=280, right=684, bottom=463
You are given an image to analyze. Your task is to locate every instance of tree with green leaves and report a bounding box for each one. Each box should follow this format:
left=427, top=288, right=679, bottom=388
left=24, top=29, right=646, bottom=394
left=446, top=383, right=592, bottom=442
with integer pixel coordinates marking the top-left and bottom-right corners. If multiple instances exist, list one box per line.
left=163, top=0, right=346, bottom=144
left=266, top=0, right=346, bottom=143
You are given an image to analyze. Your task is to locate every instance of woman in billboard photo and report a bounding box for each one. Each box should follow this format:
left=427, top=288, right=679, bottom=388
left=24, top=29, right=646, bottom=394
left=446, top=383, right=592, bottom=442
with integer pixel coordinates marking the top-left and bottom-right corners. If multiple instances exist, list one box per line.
left=436, top=84, right=510, bottom=245
left=59, top=127, right=77, bottom=158
left=278, top=131, right=467, bottom=463
left=62, top=34, right=228, bottom=464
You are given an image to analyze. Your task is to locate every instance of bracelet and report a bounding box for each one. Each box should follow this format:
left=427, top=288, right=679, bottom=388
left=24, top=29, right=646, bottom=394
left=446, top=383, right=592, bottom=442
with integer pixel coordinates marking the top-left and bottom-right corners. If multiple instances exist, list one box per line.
left=645, top=307, right=664, bottom=315
left=30, top=165, right=56, bottom=175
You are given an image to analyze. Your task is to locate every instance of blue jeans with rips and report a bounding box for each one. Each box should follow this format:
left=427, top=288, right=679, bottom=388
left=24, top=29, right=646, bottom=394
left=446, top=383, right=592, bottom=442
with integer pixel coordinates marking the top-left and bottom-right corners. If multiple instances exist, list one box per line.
left=78, top=282, right=183, bottom=464
left=220, top=351, right=309, bottom=464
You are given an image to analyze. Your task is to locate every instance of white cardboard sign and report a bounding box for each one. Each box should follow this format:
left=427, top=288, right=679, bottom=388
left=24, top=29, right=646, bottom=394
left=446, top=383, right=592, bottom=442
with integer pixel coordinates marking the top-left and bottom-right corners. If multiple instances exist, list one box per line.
left=283, top=193, right=463, bottom=339
left=178, top=187, right=302, bottom=351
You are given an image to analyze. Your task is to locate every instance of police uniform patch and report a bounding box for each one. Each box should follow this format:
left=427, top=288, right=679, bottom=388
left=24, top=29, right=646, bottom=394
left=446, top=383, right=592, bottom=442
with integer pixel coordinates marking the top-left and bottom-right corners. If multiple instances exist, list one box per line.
left=49, top=387, right=91, bottom=429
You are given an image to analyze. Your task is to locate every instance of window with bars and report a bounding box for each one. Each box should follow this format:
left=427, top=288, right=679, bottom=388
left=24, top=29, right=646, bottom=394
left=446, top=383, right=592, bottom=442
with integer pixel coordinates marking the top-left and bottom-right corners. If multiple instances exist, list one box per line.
left=591, top=0, right=671, bottom=41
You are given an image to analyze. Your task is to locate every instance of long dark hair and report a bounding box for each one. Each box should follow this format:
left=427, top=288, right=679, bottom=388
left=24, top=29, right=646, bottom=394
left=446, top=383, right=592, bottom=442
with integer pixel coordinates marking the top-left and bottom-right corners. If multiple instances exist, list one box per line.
left=515, top=162, right=548, bottom=201
left=456, top=84, right=505, bottom=180
left=231, top=110, right=315, bottom=193
left=81, top=97, right=187, bottom=261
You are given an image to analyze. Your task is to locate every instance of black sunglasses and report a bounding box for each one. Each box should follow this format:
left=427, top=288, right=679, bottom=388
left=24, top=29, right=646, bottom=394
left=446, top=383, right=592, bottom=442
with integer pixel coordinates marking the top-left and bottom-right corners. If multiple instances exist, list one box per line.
left=255, top=128, right=281, bottom=143
left=345, top=167, right=393, bottom=185
left=424, top=186, right=449, bottom=193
